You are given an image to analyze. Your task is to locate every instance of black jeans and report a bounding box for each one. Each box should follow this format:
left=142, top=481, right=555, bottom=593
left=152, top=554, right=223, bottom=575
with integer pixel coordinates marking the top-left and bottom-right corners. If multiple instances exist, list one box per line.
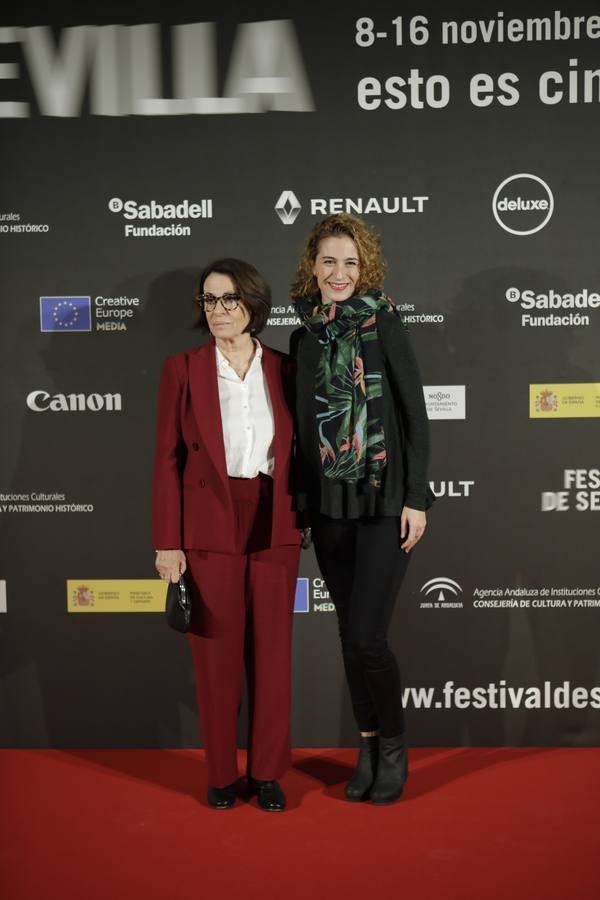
left=312, top=515, right=410, bottom=737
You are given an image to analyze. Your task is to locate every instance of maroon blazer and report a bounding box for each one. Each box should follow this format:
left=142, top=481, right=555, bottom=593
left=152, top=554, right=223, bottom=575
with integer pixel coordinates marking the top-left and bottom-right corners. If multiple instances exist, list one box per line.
left=152, top=339, right=300, bottom=552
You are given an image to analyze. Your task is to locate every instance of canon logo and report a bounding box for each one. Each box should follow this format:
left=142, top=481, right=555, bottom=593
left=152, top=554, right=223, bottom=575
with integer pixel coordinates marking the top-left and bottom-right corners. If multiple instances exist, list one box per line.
left=26, top=391, right=122, bottom=412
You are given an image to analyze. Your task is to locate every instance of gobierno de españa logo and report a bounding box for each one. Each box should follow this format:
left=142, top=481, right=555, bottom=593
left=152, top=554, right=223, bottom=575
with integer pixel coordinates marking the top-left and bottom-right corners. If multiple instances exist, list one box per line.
left=492, top=174, right=554, bottom=236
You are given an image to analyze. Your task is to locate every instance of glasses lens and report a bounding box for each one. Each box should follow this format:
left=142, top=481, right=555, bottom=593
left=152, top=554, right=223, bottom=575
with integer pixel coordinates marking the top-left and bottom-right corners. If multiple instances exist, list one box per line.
left=200, top=293, right=240, bottom=310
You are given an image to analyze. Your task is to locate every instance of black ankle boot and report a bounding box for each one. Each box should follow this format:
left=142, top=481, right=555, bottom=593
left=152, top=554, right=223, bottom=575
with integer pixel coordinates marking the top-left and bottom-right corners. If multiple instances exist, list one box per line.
left=344, top=734, right=379, bottom=802
left=369, top=734, right=408, bottom=805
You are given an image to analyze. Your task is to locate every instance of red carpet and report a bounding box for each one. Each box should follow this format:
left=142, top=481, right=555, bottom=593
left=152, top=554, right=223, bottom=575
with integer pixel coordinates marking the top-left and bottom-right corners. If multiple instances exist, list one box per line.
left=1, top=748, right=598, bottom=900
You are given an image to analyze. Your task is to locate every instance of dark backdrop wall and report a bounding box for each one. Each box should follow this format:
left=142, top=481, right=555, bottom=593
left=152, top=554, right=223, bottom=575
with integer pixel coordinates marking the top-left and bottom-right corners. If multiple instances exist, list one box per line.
left=1, top=1, right=599, bottom=748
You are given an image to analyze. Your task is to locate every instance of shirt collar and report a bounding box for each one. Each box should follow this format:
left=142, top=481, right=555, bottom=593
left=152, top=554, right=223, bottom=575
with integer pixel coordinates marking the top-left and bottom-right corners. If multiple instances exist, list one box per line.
left=216, top=338, right=262, bottom=372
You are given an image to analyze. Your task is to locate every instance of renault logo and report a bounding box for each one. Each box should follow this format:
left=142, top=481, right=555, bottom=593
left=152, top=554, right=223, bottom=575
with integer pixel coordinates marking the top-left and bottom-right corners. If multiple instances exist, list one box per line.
left=274, top=190, right=302, bottom=224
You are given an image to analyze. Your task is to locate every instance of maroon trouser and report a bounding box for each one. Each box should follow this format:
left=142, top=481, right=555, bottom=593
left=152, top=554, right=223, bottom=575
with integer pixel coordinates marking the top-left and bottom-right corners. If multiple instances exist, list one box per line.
left=186, top=474, right=300, bottom=788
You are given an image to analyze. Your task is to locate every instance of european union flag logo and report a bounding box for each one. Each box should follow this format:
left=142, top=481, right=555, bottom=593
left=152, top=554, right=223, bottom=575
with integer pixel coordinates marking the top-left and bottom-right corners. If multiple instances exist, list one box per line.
left=294, top=578, right=310, bottom=614
left=40, top=296, right=92, bottom=332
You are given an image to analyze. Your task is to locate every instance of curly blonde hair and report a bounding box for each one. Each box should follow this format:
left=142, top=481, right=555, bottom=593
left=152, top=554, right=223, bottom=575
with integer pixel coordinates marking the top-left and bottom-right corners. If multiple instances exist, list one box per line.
left=290, top=213, right=387, bottom=300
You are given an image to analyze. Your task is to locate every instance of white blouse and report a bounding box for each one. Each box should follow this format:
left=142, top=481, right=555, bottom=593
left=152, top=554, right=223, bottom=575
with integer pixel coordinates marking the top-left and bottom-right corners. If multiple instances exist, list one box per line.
left=215, top=341, right=275, bottom=478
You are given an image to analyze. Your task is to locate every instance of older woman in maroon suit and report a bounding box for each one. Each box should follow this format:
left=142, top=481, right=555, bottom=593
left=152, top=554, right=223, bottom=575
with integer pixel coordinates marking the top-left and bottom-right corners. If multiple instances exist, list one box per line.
left=153, top=258, right=300, bottom=811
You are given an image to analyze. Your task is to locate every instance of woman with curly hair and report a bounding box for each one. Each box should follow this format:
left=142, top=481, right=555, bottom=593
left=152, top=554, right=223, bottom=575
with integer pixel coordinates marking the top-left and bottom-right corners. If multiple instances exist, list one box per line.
left=290, top=214, right=432, bottom=805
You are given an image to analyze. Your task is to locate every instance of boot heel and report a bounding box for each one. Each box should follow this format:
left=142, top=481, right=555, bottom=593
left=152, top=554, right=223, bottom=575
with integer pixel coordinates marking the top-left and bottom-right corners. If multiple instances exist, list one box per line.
left=344, top=735, right=379, bottom=802
left=370, top=735, right=408, bottom=805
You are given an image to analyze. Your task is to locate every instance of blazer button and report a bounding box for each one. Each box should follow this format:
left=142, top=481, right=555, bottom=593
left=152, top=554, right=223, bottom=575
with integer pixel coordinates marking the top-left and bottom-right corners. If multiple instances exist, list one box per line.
left=198, top=479, right=206, bottom=488
left=192, top=442, right=199, bottom=451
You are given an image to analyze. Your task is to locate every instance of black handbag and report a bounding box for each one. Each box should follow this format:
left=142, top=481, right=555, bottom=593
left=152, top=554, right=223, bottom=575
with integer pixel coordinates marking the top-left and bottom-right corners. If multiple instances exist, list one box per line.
left=165, top=576, right=192, bottom=633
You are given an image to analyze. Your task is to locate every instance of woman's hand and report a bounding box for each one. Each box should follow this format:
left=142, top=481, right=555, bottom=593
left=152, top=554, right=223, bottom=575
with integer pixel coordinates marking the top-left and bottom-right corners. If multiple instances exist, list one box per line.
left=400, top=507, right=426, bottom=553
left=300, top=527, right=313, bottom=550
left=156, top=549, right=187, bottom=583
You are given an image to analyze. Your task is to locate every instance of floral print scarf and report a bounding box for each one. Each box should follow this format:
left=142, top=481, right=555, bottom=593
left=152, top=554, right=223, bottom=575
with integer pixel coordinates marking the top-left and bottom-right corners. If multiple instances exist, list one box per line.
left=297, top=291, right=399, bottom=487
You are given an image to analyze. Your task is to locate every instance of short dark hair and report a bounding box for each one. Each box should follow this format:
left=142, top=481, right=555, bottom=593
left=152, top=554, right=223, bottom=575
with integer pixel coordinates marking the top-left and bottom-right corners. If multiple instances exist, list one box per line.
left=193, top=258, right=272, bottom=334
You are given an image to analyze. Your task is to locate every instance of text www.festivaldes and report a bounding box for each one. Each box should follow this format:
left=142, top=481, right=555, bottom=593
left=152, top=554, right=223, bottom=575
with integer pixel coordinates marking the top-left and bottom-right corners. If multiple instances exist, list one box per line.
left=402, top=680, right=600, bottom=710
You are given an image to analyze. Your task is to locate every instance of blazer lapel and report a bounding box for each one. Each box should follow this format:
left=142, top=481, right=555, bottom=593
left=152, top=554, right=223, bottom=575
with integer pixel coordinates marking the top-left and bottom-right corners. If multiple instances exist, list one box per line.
left=188, top=340, right=229, bottom=486
left=262, top=347, right=292, bottom=480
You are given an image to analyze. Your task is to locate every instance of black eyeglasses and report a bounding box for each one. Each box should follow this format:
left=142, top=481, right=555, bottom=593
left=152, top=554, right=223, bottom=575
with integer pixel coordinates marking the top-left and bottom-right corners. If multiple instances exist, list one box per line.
left=196, top=292, right=241, bottom=311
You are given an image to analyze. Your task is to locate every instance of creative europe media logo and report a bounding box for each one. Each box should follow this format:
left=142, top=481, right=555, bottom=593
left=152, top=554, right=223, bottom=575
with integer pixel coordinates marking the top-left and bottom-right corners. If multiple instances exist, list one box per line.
left=293, top=577, right=334, bottom=613
left=39, top=294, right=142, bottom=334
left=294, top=578, right=310, bottom=613
left=40, top=297, right=91, bottom=332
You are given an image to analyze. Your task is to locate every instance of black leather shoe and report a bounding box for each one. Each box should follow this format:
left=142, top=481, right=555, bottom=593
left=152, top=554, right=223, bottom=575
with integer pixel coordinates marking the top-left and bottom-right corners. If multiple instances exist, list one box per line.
left=370, top=735, right=408, bottom=805
left=207, top=783, right=237, bottom=809
left=248, top=778, right=286, bottom=812
left=344, top=734, right=379, bottom=801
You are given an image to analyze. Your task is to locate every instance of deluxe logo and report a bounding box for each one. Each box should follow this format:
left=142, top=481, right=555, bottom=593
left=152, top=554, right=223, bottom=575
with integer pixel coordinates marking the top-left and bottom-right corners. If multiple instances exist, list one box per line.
left=419, top=577, right=464, bottom=610
left=274, top=190, right=429, bottom=223
left=492, top=174, right=554, bottom=235
left=424, top=385, right=466, bottom=420
left=26, top=391, right=122, bottom=412
left=108, top=198, right=213, bottom=220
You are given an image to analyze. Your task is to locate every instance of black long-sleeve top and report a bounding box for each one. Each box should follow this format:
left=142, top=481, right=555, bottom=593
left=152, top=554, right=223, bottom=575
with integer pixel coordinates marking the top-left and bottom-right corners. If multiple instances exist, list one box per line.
left=289, top=310, right=432, bottom=519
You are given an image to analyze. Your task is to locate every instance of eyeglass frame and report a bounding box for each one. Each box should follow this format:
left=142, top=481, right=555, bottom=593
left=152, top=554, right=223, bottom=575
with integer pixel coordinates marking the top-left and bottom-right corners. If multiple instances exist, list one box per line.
left=195, top=292, right=243, bottom=312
